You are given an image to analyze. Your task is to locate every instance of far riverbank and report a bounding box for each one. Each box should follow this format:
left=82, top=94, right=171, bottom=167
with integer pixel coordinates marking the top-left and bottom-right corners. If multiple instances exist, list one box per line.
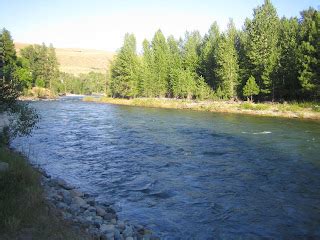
left=83, top=97, right=320, bottom=121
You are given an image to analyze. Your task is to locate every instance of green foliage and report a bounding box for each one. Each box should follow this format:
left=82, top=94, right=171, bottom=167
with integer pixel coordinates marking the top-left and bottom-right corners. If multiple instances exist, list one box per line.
left=297, top=8, right=320, bottom=99
left=198, top=22, right=220, bottom=88
left=151, top=30, right=170, bottom=97
left=276, top=17, right=300, bottom=99
left=215, top=19, right=239, bottom=99
left=0, top=28, right=38, bottom=143
left=107, top=3, right=319, bottom=103
left=243, top=76, right=260, bottom=101
left=245, top=0, right=280, bottom=98
left=171, top=69, right=196, bottom=99
left=20, top=43, right=59, bottom=89
left=110, top=33, right=139, bottom=98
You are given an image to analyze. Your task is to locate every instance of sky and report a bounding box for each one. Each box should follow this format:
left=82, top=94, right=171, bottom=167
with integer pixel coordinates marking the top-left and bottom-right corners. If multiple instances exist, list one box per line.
left=1, top=0, right=319, bottom=52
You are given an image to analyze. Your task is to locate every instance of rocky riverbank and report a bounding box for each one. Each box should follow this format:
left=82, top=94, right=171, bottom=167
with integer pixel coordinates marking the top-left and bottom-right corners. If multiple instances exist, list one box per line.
left=36, top=166, right=158, bottom=240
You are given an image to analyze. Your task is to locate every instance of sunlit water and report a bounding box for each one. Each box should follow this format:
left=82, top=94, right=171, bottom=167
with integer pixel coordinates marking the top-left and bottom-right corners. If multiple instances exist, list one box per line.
left=13, top=97, right=320, bottom=239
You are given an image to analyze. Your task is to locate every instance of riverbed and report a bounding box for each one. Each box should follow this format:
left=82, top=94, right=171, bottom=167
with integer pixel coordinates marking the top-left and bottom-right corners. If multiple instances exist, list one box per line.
left=13, top=96, right=320, bottom=239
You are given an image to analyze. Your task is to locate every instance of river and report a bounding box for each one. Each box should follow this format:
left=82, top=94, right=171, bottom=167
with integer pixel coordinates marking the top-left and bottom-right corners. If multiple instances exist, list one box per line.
left=12, top=97, right=320, bottom=239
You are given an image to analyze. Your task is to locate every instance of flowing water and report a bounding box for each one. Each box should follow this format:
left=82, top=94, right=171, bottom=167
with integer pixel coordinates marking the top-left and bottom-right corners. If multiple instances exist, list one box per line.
left=13, top=97, right=320, bottom=239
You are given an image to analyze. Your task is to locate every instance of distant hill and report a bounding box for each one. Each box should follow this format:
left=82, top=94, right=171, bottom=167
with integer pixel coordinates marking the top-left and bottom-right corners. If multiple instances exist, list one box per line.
left=15, top=42, right=115, bottom=75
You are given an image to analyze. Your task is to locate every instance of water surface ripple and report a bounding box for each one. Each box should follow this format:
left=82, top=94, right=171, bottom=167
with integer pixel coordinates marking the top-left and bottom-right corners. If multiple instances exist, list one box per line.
left=13, top=97, right=320, bottom=239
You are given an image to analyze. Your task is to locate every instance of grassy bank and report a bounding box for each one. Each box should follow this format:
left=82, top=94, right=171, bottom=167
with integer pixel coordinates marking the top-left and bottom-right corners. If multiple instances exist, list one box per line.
left=0, top=145, right=91, bottom=240
left=83, top=96, right=320, bottom=120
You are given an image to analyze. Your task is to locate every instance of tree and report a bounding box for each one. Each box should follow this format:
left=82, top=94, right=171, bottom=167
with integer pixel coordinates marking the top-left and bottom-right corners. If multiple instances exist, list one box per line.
left=167, top=35, right=183, bottom=97
left=110, top=33, right=139, bottom=98
left=139, top=39, right=154, bottom=97
left=0, top=28, right=38, bottom=143
left=276, top=17, right=300, bottom=100
left=243, top=76, right=260, bottom=101
left=151, top=30, right=170, bottom=97
left=199, top=22, right=220, bottom=88
left=215, top=19, right=239, bottom=99
left=0, top=28, right=20, bottom=106
left=297, top=8, right=320, bottom=100
left=47, top=44, right=59, bottom=90
left=245, top=0, right=280, bottom=99
left=20, top=43, right=59, bottom=89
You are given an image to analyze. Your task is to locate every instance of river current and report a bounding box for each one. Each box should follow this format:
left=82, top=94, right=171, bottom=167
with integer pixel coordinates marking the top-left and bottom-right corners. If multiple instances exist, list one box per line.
left=13, top=97, right=320, bottom=239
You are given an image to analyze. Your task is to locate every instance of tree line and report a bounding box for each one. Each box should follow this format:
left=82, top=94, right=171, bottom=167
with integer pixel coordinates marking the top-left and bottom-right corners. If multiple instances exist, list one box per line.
left=109, top=0, right=319, bottom=102
left=1, top=29, right=108, bottom=96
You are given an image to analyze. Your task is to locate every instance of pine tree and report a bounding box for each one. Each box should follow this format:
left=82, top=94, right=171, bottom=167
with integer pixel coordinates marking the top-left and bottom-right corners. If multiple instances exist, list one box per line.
left=276, top=17, right=300, bottom=100
left=246, top=0, right=280, bottom=99
left=0, top=28, right=20, bottom=106
left=151, top=30, right=170, bottom=97
left=140, top=39, right=154, bottom=97
left=199, top=22, right=220, bottom=88
left=110, top=33, right=139, bottom=98
left=167, top=35, right=182, bottom=97
left=215, top=19, right=239, bottom=99
left=297, top=8, right=320, bottom=100
left=243, top=76, right=260, bottom=101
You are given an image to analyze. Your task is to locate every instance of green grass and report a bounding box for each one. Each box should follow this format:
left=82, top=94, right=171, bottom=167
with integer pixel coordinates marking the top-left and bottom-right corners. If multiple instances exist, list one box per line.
left=0, top=145, right=92, bottom=240
left=239, top=102, right=271, bottom=111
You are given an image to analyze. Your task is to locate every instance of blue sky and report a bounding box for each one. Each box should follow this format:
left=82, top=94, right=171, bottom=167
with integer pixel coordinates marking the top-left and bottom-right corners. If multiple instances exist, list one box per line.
left=1, top=0, right=319, bottom=52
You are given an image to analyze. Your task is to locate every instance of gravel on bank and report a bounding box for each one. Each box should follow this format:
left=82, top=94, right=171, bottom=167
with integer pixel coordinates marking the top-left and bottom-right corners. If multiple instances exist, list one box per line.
left=36, top=166, right=159, bottom=240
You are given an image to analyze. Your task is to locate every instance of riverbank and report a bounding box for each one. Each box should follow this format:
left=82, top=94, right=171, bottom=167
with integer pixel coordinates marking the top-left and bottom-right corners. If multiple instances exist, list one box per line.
left=0, top=146, right=156, bottom=240
left=19, top=87, right=58, bottom=101
left=0, top=146, right=91, bottom=239
left=83, top=97, right=320, bottom=120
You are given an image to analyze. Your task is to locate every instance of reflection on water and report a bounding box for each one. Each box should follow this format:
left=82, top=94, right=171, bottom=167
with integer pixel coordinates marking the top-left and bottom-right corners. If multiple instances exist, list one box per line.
left=13, top=97, right=320, bottom=239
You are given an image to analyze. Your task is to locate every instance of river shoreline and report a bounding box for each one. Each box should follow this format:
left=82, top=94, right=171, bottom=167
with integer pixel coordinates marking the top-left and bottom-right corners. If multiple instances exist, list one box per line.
left=37, top=165, right=157, bottom=240
left=0, top=146, right=157, bottom=240
left=83, top=97, right=320, bottom=121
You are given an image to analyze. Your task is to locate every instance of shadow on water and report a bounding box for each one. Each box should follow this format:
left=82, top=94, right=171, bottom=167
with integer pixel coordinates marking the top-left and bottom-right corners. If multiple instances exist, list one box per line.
left=13, top=97, right=320, bottom=239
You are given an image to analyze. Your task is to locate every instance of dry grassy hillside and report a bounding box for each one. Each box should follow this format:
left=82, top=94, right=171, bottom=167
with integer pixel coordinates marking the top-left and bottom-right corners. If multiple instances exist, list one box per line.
left=15, top=42, right=115, bottom=75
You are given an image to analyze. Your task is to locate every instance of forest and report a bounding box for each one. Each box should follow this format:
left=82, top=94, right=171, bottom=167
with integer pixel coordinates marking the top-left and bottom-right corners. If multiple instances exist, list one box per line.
left=109, top=1, right=319, bottom=102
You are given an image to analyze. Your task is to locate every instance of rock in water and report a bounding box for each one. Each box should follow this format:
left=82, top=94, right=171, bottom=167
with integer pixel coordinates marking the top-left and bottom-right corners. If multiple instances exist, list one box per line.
left=56, top=178, right=75, bottom=190
left=0, top=162, right=9, bottom=172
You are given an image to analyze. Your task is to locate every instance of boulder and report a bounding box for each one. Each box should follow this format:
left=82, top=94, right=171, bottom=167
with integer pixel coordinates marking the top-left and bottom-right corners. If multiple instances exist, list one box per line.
left=100, top=224, right=115, bottom=234
left=96, top=206, right=107, bottom=217
left=73, top=196, right=87, bottom=207
left=0, top=161, right=9, bottom=172
left=70, top=189, right=84, bottom=197
left=56, top=178, right=75, bottom=190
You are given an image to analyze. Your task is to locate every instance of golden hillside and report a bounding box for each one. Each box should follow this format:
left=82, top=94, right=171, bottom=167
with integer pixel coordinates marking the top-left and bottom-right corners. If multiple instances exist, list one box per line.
left=15, top=42, right=115, bottom=75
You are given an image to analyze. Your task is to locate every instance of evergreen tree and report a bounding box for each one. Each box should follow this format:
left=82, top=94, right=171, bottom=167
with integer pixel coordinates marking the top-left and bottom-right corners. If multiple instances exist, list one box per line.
left=215, top=19, right=239, bottom=99
left=140, top=39, right=154, bottom=97
left=110, top=33, right=139, bottom=98
left=297, top=8, right=320, bottom=100
left=199, top=22, right=220, bottom=88
left=151, top=30, right=170, bottom=97
left=0, top=28, right=20, bottom=106
left=243, top=76, right=260, bottom=101
left=245, top=0, right=280, bottom=99
left=167, top=35, right=183, bottom=97
left=276, top=17, right=300, bottom=100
